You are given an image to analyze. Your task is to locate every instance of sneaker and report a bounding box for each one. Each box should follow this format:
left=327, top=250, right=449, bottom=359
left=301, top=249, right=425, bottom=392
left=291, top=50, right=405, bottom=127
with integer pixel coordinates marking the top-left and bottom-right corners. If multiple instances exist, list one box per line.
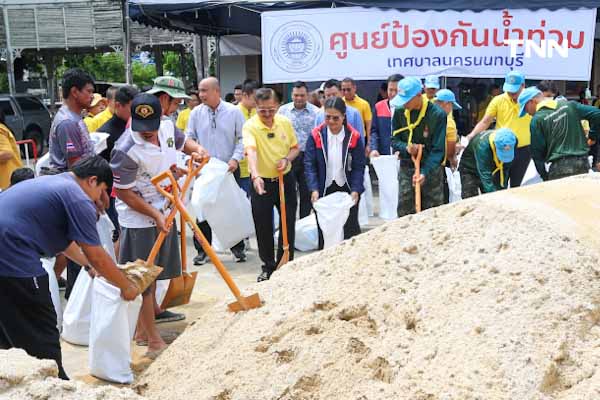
left=155, top=310, right=185, bottom=324
left=231, top=248, right=247, bottom=263
left=257, top=270, right=273, bottom=282
left=193, top=253, right=208, bottom=265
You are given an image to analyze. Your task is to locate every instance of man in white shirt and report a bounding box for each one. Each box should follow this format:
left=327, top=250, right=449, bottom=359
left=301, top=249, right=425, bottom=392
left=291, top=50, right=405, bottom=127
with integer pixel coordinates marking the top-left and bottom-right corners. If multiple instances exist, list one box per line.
left=186, top=77, right=247, bottom=264
left=277, top=81, right=319, bottom=218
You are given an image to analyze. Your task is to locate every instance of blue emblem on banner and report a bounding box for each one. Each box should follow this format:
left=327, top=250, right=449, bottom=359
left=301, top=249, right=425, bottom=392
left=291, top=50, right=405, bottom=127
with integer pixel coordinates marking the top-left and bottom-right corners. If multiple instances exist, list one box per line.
left=270, top=21, right=323, bottom=73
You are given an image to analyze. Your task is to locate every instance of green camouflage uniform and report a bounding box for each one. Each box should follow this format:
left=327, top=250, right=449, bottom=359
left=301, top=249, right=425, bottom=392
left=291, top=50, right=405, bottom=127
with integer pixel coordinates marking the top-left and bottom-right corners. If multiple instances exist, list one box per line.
left=531, top=100, right=600, bottom=180
left=391, top=100, right=447, bottom=216
left=459, top=130, right=513, bottom=199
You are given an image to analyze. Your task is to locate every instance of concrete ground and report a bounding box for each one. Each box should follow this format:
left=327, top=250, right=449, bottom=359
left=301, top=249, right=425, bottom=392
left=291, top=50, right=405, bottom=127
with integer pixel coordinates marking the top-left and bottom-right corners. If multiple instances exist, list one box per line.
left=60, top=200, right=386, bottom=384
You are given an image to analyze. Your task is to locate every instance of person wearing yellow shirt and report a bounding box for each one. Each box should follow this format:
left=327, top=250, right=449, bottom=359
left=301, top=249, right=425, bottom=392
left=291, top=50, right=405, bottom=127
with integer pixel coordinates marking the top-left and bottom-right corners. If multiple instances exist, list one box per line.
left=86, top=86, right=118, bottom=133
left=176, top=90, right=200, bottom=131
left=83, top=93, right=106, bottom=132
left=435, top=89, right=461, bottom=204
left=243, top=88, right=299, bottom=282
left=0, top=110, right=22, bottom=190
left=237, top=79, right=259, bottom=195
left=466, top=70, right=531, bottom=187
left=341, top=78, right=372, bottom=153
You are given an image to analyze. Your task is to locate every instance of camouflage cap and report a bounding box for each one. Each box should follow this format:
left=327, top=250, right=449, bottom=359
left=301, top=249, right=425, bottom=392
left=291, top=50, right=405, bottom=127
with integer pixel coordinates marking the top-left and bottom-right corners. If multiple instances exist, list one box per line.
left=146, top=76, right=191, bottom=99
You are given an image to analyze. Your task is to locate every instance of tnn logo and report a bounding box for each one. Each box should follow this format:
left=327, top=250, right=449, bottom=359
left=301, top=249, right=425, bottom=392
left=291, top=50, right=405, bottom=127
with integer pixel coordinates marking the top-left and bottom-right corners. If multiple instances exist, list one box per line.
left=504, top=40, right=569, bottom=59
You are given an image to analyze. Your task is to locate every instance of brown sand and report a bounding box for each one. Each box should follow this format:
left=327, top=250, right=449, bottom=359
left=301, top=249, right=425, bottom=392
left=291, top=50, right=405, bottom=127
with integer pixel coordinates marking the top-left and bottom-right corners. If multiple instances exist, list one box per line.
left=138, top=176, right=600, bottom=400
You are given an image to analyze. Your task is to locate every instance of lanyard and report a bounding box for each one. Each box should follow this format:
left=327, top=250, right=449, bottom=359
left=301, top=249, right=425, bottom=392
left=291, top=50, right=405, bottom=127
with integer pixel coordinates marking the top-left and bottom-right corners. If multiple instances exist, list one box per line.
left=392, top=98, right=429, bottom=146
left=488, top=132, right=505, bottom=187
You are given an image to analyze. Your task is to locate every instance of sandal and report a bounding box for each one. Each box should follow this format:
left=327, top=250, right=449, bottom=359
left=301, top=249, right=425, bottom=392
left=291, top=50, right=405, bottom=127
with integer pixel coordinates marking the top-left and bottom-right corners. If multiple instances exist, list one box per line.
left=135, top=331, right=180, bottom=346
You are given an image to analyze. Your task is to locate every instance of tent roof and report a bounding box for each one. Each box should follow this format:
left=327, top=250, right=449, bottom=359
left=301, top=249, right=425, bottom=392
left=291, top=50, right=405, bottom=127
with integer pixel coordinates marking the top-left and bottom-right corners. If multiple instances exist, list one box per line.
left=129, top=0, right=600, bottom=36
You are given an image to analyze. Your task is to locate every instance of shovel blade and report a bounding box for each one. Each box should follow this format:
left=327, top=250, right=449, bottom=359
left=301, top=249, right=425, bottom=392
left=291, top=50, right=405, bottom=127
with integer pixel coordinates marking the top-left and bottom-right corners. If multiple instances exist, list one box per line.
left=227, top=293, right=262, bottom=312
left=275, top=250, right=290, bottom=270
left=161, top=271, right=198, bottom=309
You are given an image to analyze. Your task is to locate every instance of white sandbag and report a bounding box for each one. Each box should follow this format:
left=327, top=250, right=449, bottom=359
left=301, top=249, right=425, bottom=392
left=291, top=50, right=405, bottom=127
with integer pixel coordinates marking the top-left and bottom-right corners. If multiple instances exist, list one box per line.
left=96, top=214, right=116, bottom=262
left=35, top=153, right=50, bottom=176
left=191, top=159, right=254, bottom=249
left=61, top=271, right=93, bottom=345
left=295, top=214, right=319, bottom=251
left=90, top=132, right=110, bottom=155
left=89, top=278, right=142, bottom=384
left=40, top=257, right=62, bottom=332
left=155, top=279, right=170, bottom=306
left=313, top=192, right=355, bottom=249
left=521, top=160, right=543, bottom=187
left=363, top=165, right=374, bottom=217
left=358, top=194, right=369, bottom=226
left=371, top=155, right=399, bottom=220
left=445, top=168, right=462, bottom=203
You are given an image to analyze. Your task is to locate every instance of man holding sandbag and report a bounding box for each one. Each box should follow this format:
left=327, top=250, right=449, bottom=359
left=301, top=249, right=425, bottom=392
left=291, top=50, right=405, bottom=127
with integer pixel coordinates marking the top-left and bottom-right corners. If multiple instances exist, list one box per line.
left=0, top=156, right=139, bottom=380
left=110, top=89, right=207, bottom=355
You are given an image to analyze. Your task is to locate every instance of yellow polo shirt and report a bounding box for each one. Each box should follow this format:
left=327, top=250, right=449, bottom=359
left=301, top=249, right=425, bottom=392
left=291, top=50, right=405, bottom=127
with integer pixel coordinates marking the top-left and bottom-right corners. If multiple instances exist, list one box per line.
left=242, top=114, right=298, bottom=179
left=442, top=113, right=458, bottom=165
left=485, top=92, right=531, bottom=147
left=344, top=95, right=372, bottom=131
left=238, top=104, right=256, bottom=178
left=85, top=108, right=113, bottom=133
left=176, top=108, right=191, bottom=131
left=0, top=123, right=22, bottom=189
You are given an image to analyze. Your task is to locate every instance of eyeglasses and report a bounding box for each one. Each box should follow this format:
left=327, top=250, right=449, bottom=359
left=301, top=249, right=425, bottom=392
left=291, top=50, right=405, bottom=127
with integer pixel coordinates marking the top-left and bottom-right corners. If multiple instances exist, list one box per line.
left=257, top=108, right=277, bottom=115
left=325, top=114, right=342, bottom=121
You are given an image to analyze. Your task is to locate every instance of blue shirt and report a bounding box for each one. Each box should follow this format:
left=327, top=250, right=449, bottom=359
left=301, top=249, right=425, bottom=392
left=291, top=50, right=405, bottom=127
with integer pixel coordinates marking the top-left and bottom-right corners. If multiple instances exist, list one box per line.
left=278, top=102, right=319, bottom=151
left=185, top=100, right=245, bottom=163
left=314, top=103, right=365, bottom=138
left=49, top=105, right=95, bottom=172
left=0, top=173, right=100, bottom=278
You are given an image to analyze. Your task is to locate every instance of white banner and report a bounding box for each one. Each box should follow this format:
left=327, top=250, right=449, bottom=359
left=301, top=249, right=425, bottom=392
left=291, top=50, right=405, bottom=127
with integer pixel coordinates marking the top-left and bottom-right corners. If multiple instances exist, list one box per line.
left=261, top=7, right=597, bottom=82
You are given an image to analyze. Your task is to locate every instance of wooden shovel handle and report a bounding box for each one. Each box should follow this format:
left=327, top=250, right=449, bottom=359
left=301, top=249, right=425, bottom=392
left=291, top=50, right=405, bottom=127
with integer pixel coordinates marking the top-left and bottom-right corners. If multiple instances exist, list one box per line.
left=278, top=170, right=288, bottom=248
left=412, top=145, right=423, bottom=213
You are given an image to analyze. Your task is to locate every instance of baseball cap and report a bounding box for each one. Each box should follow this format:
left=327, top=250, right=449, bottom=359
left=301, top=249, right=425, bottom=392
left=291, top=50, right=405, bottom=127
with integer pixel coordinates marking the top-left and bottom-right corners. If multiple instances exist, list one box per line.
left=503, top=70, right=525, bottom=93
left=517, top=86, right=542, bottom=118
left=146, top=76, right=191, bottom=99
left=390, top=77, right=423, bottom=108
left=493, top=128, right=517, bottom=163
left=131, top=93, right=162, bottom=132
left=424, top=75, right=440, bottom=89
left=435, top=89, right=462, bottom=110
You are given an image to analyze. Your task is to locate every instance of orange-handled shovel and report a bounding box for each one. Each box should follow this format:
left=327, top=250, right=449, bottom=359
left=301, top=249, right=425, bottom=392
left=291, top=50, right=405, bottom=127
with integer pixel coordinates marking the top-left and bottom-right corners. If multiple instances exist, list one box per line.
left=276, top=170, right=290, bottom=270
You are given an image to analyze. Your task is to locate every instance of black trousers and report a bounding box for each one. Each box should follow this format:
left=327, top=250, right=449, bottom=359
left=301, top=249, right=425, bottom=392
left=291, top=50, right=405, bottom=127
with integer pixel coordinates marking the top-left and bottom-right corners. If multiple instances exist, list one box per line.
left=192, top=219, right=245, bottom=255
left=0, top=274, right=68, bottom=380
left=65, top=260, right=81, bottom=300
left=508, top=146, right=531, bottom=187
left=315, top=183, right=361, bottom=250
left=291, top=152, right=311, bottom=219
left=251, top=173, right=297, bottom=273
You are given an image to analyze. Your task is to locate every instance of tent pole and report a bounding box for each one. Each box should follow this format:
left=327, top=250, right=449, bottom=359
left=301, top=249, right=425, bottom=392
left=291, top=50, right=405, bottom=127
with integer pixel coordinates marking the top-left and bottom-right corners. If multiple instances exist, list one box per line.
left=193, top=35, right=203, bottom=83
left=122, top=0, right=132, bottom=84
left=3, top=7, right=16, bottom=95
left=216, top=35, right=221, bottom=80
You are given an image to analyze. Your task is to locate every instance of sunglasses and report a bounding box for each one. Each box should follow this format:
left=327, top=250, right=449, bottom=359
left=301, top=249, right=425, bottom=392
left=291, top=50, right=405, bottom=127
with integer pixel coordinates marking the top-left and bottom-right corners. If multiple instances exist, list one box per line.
left=257, top=108, right=277, bottom=115
left=325, top=114, right=342, bottom=121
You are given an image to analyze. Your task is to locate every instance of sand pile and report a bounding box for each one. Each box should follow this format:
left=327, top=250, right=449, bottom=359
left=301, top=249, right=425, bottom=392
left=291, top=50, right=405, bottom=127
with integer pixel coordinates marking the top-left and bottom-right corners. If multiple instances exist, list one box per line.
left=137, top=175, right=600, bottom=400
left=0, top=349, right=142, bottom=400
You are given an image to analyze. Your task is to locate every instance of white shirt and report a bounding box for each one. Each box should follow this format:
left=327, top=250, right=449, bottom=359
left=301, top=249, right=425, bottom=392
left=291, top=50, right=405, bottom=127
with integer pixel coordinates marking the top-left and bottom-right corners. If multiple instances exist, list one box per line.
left=110, top=118, right=185, bottom=228
left=325, top=127, right=346, bottom=188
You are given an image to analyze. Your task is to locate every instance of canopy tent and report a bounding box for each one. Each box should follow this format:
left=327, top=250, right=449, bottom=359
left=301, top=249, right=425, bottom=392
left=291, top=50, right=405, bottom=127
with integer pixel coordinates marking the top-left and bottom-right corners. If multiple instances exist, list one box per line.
left=129, top=0, right=600, bottom=36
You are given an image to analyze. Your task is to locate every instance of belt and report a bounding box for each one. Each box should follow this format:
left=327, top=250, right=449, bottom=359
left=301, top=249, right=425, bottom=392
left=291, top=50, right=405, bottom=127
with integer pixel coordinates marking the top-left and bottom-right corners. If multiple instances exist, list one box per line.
left=262, top=173, right=288, bottom=182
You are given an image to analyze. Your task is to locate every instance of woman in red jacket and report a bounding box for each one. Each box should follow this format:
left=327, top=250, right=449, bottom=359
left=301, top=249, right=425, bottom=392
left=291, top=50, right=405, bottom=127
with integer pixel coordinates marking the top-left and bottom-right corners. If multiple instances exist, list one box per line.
left=304, top=97, right=366, bottom=249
